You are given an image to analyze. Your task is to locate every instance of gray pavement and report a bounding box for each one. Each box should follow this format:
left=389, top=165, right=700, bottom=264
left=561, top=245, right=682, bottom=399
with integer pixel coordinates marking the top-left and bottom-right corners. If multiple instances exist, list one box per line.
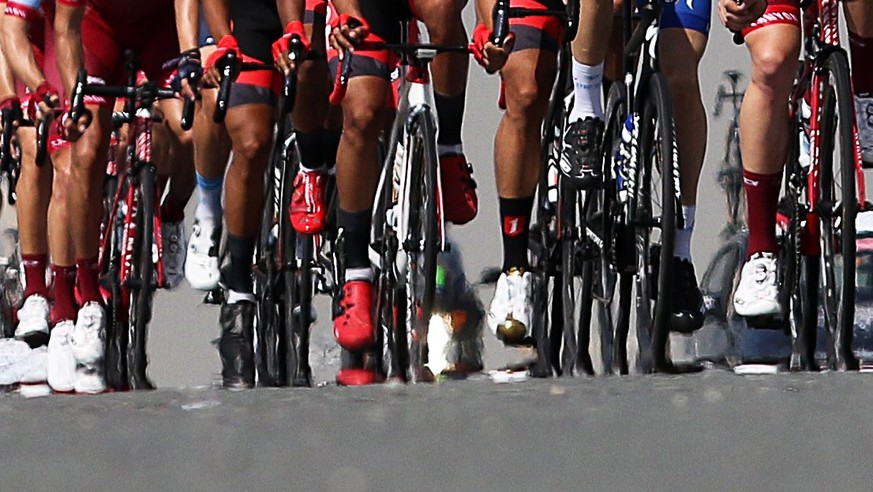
left=2, top=8, right=873, bottom=492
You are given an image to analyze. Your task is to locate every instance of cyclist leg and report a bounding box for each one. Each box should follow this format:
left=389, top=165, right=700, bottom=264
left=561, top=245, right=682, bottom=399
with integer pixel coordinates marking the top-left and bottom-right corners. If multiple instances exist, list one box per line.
left=561, top=0, right=611, bottom=187
left=731, top=5, right=800, bottom=317
left=187, top=40, right=231, bottom=291
left=845, top=0, right=873, bottom=166
left=659, top=0, right=711, bottom=329
left=220, top=67, right=278, bottom=389
left=415, top=0, right=478, bottom=225
left=487, top=35, right=558, bottom=345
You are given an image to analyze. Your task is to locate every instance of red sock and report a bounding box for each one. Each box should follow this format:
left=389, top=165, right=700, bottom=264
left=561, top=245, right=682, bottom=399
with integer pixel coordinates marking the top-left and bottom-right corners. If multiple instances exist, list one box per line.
left=75, top=257, right=101, bottom=305
left=849, top=31, right=873, bottom=96
left=22, top=254, right=48, bottom=298
left=51, top=265, right=77, bottom=324
left=743, top=169, right=782, bottom=258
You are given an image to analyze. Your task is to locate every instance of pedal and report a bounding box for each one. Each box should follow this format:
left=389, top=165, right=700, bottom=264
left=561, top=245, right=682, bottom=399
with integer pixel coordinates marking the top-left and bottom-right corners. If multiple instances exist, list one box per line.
left=203, top=288, right=224, bottom=305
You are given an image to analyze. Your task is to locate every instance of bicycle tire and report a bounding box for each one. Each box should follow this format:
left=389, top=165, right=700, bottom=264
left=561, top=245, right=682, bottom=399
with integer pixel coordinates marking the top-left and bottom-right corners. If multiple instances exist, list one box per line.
left=128, top=164, right=156, bottom=390
left=100, top=174, right=129, bottom=390
left=254, top=144, right=286, bottom=387
left=404, top=110, right=439, bottom=382
left=817, top=50, right=858, bottom=370
left=282, top=141, right=314, bottom=387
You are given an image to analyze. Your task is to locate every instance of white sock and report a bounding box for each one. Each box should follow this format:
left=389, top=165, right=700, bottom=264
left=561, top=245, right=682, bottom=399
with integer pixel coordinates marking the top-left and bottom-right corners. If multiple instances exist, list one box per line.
left=569, top=60, right=604, bottom=122
left=674, top=205, right=696, bottom=261
left=194, top=173, right=223, bottom=224
left=345, top=267, right=373, bottom=282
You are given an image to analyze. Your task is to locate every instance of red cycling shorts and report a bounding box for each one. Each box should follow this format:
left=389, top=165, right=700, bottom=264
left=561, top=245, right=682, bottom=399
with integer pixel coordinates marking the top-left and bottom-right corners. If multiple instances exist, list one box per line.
left=741, top=0, right=801, bottom=37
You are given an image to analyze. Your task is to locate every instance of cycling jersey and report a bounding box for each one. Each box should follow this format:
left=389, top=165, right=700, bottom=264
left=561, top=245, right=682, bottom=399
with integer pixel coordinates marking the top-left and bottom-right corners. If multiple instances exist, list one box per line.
left=225, top=0, right=283, bottom=108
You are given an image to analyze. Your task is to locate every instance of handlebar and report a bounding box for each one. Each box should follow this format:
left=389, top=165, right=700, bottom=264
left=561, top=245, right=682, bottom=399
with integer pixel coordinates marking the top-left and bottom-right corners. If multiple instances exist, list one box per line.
left=280, top=36, right=304, bottom=115
left=490, top=0, right=580, bottom=47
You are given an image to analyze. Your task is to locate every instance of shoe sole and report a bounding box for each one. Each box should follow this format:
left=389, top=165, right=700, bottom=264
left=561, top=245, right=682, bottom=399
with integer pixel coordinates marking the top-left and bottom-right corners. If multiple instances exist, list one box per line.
left=734, top=300, right=781, bottom=318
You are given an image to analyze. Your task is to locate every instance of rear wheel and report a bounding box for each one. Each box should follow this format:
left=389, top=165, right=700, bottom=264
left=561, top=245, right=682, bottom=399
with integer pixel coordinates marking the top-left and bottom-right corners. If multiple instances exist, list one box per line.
left=818, top=51, right=859, bottom=370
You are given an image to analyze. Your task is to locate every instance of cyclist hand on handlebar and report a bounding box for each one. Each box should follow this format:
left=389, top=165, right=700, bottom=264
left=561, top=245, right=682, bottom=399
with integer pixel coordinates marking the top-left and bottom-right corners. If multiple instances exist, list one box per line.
left=471, top=23, right=515, bottom=74
left=328, top=14, right=370, bottom=59
left=173, top=48, right=203, bottom=101
left=28, top=82, right=61, bottom=124
left=272, top=21, right=311, bottom=76
left=203, top=35, right=242, bottom=88
left=717, top=0, right=767, bottom=31
left=60, top=104, right=93, bottom=142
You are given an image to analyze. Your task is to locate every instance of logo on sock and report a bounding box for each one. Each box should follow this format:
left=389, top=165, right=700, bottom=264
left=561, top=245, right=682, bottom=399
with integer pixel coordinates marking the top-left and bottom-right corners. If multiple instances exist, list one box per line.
left=503, top=216, right=526, bottom=237
left=743, top=177, right=760, bottom=187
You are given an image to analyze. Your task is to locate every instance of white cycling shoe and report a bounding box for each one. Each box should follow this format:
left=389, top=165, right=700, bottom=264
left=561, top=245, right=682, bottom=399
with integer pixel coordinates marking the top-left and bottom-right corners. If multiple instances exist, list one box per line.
left=47, top=321, right=76, bottom=393
left=71, top=302, right=106, bottom=394
left=733, top=252, right=781, bottom=317
left=488, top=268, right=534, bottom=345
left=856, top=95, right=873, bottom=167
left=185, top=219, right=221, bottom=291
left=161, top=220, right=187, bottom=289
left=14, top=294, right=50, bottom=345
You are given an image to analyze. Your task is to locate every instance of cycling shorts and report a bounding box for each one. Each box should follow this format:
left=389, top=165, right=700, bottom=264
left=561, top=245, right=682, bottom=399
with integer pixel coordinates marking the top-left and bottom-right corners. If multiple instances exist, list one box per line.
left=660, top=0, right=712, bottom=35
left=227, top=0, right=283, bottom=108
left=82, top=4, right=179, bottom=97
left=509, top=0, right=565, bottom=53
left=741, top=0, right=801, bottom=37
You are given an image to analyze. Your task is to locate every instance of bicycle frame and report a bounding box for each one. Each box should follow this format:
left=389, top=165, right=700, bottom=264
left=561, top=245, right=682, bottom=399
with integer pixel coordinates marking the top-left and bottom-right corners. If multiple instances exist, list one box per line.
left=790, top=0, right=867, bottom=256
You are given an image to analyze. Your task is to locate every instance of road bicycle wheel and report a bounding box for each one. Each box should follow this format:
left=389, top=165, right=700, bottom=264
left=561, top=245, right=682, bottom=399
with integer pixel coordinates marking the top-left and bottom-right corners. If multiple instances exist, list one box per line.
left=613, top=73, right=686, bottom=374
left=254, top=145, right=287, bottom=387
left=127, top=165, right=156, bottom=390
left=100, top=175, right=129, bottom=389
left=817, top=50, right=859, bottom=370
left=780, top=123, right=818, bottom=371
left=281, top=142, right=314, bottom=387
left=403, top=111, right=439, bottom=381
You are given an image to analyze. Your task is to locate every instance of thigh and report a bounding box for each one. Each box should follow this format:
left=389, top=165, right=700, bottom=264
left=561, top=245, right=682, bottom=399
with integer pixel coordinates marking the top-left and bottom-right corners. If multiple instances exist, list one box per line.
left=500, top=47, right=558, bottom=118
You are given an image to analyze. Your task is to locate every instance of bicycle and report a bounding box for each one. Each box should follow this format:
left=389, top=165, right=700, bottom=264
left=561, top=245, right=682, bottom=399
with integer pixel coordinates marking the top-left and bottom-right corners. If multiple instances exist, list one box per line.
left=770, top=0, right=870, bottom=371
left=71, top=51, right=195, bottom=390
left=211, top=43, right=328, bottom=387
left=578, top=0, right=692, bottom=374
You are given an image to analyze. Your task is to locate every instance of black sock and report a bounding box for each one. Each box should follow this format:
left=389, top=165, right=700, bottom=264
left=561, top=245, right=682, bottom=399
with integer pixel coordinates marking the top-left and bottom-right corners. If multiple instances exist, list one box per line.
left=499, top=196, right=534, bottom=271
left=434, top=92, right=465, bottom=148
left=296, top=130, right=324, bottom=170
left=224, top=233, right=256, bottom=293
left=322, top=128, right=342, bottom=170
left=337, top=207, right=372, bottom=270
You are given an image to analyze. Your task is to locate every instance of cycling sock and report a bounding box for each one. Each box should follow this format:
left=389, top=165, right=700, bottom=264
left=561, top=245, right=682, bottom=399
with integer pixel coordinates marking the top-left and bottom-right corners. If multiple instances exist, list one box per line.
left=337, top=207, right=372, bottom=272
left=849, top=31, right=873, bottom=95
left=570, top=60, right=604, bottom=122
left=674, top=205, right=696, bottom=261
left=345, top=267, right=373, bottom=282
left=75, top=257, right=101, bottom=305
left=22, top=254, right=48, bottom=298
left=224, top=234, right=255, bottom=295
left=499, top=196, right=534, bottom=271
left=194, top=173, right=224, bottom=224
left=296, top=129, right=325, bottom=171
left=434, top=92, right=465, bottom=150
left=743, top=169, right=781, bottom=258
left=438, top=143, right=464, bottom=157
left=50, top=265, right=77, bottom=324
left=322, top=128, right=342, bottom=169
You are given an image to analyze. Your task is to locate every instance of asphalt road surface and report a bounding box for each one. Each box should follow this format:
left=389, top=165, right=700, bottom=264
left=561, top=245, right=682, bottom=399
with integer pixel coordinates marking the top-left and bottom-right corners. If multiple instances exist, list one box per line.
left=2, top=9, right=873, bottom=492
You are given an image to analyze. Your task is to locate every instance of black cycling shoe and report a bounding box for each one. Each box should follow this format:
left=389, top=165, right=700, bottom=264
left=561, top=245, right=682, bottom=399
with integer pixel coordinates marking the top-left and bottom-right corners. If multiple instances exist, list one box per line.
left=560, top=117, right=605, bottom=189
left=219, top=300, right=256, bottom=389
left=670, top=258, right=706, bottom=334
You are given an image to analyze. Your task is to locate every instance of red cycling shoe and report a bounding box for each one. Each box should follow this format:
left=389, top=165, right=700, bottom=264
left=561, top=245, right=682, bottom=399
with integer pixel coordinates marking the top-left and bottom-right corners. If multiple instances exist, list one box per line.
left=439, top=154, right=478, bottom=225
left=289, top=170, right=326, bottom=234
left=336, top=368, right=381, bottom=386
left=334, top=280, right=375, bottom=351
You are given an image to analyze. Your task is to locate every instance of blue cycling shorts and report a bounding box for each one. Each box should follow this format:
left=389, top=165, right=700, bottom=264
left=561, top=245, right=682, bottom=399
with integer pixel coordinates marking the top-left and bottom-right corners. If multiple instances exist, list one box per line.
left=659, top=0, right=711, bottom=36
